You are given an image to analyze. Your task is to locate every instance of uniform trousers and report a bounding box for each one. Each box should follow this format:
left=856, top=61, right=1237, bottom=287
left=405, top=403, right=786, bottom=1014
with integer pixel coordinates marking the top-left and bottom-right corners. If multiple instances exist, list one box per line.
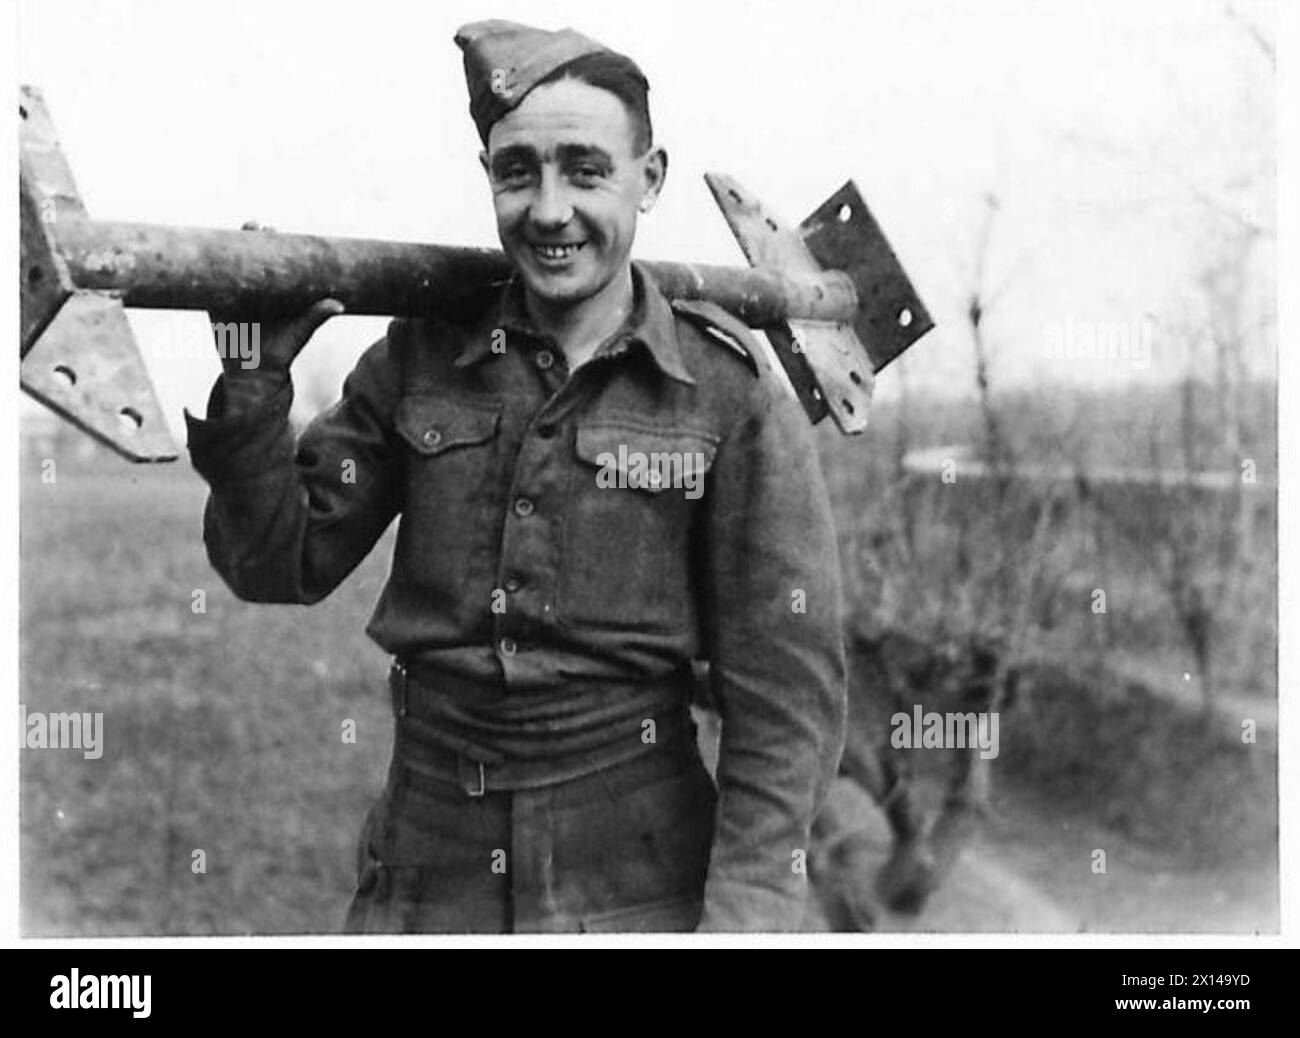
left=344, top=669, right=717, bottom=933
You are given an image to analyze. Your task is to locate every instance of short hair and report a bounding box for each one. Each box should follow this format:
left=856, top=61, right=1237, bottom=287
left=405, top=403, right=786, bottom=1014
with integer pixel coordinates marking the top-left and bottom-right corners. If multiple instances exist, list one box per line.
left=533, top=50, right=653, bottom=154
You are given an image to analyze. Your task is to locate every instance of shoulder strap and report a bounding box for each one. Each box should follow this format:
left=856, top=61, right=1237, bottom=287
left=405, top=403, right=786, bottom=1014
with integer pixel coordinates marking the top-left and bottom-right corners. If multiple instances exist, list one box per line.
left=670, top=299, right=762, bottom=374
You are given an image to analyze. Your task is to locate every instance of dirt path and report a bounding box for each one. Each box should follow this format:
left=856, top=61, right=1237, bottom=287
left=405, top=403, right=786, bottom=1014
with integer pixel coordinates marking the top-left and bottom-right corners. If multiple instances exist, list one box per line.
left=983, top=791, right=1278, bottom=934
left=805, top=779, right=1277, bottom=933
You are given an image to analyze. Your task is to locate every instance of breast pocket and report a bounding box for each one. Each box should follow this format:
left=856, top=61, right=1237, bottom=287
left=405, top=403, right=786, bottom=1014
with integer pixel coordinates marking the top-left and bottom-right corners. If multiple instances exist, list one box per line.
left=559, top=420, right=718, bottom=635
left=393, top=393, right=503, bottom=596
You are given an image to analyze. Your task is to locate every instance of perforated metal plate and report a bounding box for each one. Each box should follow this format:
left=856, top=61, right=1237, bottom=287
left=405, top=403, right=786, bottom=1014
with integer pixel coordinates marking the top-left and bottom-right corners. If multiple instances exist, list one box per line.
left=20, top=86, right=176, bottom=461
left=706, top=173, right=874, bottom=433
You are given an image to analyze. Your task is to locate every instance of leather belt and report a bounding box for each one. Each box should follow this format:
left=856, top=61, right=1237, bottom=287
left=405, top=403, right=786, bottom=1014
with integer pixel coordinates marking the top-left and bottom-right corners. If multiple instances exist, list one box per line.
left=388, top=661, right=695, bottom=797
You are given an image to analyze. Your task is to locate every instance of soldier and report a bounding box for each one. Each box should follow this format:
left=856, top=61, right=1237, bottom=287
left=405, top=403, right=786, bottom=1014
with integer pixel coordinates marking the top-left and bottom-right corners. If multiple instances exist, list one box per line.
left=186, top=18, right=847, bottom=932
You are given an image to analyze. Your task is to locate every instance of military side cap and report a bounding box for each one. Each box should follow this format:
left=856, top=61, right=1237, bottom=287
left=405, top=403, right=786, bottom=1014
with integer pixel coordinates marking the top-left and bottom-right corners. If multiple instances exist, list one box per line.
left=454, top=19, right=613, bottom=144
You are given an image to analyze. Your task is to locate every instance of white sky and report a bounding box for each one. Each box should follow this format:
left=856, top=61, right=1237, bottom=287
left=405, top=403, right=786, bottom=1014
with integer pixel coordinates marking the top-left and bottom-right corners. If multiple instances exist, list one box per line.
left=14, top=0, right=1278, bottom=436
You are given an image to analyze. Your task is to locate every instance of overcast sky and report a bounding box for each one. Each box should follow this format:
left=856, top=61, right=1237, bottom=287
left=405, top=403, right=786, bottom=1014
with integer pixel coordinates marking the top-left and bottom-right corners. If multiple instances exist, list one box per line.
left=15, top=0, right=1277, bottom=436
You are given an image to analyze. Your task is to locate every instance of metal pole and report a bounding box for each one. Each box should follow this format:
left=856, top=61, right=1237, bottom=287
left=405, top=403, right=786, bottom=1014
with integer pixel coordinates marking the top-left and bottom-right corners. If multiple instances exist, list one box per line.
left=52, top=219, right=860, bottom=327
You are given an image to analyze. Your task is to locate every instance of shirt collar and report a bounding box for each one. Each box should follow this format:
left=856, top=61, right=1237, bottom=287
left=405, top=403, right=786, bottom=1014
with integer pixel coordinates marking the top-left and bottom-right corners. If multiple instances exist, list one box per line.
left=454, top=261, right=695, bottom=384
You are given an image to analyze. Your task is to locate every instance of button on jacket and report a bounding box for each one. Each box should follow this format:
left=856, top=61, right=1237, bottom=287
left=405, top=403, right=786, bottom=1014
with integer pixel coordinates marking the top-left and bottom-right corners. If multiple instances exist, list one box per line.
left=186, top=261, right=848, bottom=930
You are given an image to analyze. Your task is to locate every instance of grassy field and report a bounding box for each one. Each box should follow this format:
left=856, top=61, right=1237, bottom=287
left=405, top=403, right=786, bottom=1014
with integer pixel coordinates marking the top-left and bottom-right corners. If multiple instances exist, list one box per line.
left=22, top=460, right=398, bottom=934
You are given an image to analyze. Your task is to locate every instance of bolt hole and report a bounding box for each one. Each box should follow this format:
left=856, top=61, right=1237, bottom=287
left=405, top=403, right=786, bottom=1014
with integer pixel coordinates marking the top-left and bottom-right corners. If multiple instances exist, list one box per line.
left=52, top=364, right=76, bottom=387
left=897, top=307, right=914, bottom=328
left=837, top=204, right=852, bottom=223
left=765, top=218, right=777, bottom=232
left=728, top=189, right=742, bottom=204
left=19, top=104, right=28, bottom=120
left=119, top=407, right=143, bottom=432
left=849, top=370, right=864, bottom=386
left=28, top=265, right=44, bottom=287
left=842, top=399, right=855, bottom=415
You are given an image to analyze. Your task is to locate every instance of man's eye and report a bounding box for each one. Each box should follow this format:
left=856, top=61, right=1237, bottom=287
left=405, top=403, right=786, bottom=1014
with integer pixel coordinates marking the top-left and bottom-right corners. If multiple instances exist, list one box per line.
left=496, top=165, right=534, bottom=185
left=569, top=165, right=606, bottom=183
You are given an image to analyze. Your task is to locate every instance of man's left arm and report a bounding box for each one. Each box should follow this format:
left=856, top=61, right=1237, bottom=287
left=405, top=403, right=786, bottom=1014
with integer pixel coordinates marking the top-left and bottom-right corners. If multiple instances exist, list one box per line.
left=694, top=374, right=849, bottom=932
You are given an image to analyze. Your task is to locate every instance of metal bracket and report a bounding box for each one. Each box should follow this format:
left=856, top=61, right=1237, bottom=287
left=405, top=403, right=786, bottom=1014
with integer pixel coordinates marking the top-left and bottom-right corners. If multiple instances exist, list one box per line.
left=706, top=174, right=933, bottom=433
left=801, top=181, right=934, bottom=374
left=19, top=86, right=176, bottom=462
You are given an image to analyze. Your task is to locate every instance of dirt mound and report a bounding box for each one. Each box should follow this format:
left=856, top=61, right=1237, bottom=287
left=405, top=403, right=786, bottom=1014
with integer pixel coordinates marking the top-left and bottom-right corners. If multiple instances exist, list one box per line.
left=1002, top=661, right=1276, bottom=865
left=806, top=779, right=1077, bottom=932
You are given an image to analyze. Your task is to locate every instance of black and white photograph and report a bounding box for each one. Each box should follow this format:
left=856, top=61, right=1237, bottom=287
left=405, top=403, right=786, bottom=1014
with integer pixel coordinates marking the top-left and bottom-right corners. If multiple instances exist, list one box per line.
left=9, top=0, right=1287, bottom=945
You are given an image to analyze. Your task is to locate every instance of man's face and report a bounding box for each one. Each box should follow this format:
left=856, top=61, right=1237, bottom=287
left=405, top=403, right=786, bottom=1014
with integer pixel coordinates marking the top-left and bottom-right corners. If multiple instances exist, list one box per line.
left=481, top=78, right=665, bottom=307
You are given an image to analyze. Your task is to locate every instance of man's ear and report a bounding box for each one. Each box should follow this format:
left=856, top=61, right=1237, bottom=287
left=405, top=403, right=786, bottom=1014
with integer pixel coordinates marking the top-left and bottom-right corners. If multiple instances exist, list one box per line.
left=639, top=146, right=668, bottom=213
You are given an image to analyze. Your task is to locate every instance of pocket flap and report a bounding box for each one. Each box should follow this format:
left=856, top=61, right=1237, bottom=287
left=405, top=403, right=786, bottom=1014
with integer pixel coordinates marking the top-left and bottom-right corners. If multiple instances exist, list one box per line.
left=574, top=422, right=719, bottom=492
left=395, top=395, right=501, bottom=456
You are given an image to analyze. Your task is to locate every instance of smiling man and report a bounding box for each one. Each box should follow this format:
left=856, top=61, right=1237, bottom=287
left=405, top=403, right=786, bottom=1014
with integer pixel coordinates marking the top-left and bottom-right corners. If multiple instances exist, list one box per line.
left=185, top=18, right=846, bottom=932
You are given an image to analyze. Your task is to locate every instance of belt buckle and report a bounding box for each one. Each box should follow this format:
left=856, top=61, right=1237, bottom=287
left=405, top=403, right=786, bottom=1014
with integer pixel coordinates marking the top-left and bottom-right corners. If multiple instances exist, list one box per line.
left=459, top=757, right=487, bottom=798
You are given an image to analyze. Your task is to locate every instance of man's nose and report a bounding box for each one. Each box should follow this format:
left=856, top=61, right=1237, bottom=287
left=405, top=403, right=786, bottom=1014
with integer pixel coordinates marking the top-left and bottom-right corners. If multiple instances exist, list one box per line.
left=529, top=169, right=573, bottom=230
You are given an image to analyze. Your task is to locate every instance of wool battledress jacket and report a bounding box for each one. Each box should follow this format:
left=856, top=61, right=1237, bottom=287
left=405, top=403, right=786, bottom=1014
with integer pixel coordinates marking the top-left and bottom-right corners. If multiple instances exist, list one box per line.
left=186, top=262, right=848, bottom=931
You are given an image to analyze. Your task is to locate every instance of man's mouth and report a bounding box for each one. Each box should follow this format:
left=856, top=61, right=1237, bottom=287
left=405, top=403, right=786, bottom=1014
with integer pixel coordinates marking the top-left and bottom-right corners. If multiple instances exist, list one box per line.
left=529, top=241, right=586, bottom=261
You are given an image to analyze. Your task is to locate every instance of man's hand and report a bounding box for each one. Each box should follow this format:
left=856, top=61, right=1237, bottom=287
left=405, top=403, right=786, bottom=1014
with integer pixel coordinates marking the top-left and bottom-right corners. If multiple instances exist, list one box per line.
left=209, top=298, right=346, bottom=379
left=208, top=222, right=345, bottom=379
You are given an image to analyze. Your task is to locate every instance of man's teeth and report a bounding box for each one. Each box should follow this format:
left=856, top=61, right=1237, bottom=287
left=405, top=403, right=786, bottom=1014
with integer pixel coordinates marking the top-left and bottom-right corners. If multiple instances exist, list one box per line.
left=533, top=243, right=584, bottom=259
